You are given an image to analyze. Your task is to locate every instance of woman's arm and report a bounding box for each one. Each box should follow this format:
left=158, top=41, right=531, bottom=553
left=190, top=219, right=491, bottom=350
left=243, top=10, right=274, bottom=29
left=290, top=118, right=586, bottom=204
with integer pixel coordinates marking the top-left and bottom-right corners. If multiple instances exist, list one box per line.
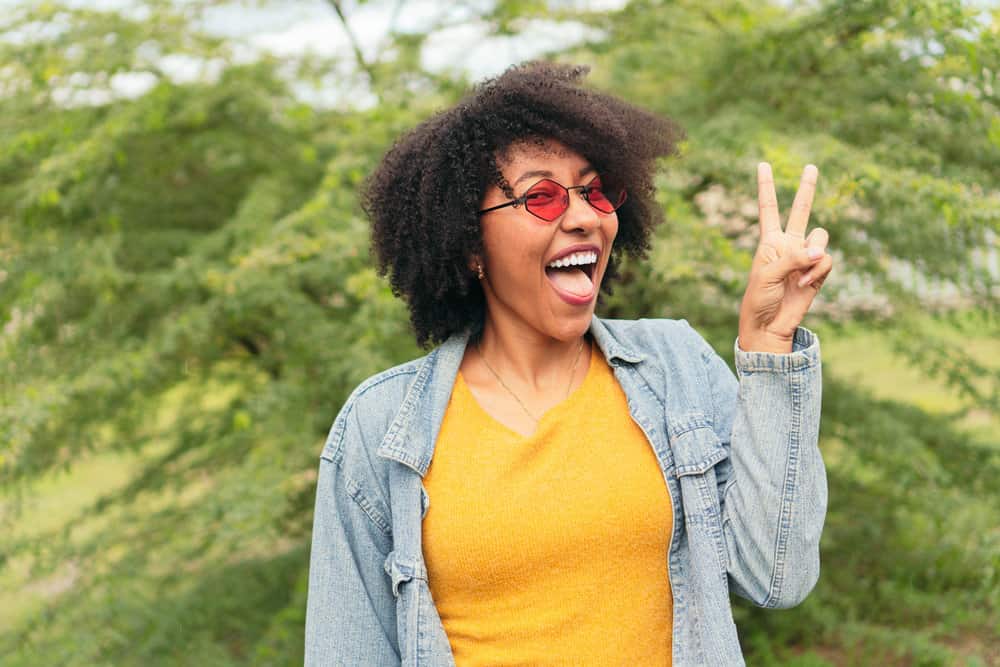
left=304, top=411, right=400, bottom=665
left=696, top=161, right=830, bottom=606
left=700, top=325, right=827, bottom=608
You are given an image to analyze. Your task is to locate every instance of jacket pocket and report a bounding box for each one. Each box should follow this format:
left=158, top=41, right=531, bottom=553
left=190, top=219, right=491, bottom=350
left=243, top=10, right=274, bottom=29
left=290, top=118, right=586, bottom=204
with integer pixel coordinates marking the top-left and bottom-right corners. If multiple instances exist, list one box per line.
left=669, top=422, right=731, bottom=577
left=671, top=423, right=728, bottom=478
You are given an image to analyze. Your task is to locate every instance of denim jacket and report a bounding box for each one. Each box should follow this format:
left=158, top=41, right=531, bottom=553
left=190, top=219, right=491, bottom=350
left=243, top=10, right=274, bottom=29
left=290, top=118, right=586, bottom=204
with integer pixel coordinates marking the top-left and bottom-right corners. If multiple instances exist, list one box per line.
left=305, top=316, right=827, bottom=666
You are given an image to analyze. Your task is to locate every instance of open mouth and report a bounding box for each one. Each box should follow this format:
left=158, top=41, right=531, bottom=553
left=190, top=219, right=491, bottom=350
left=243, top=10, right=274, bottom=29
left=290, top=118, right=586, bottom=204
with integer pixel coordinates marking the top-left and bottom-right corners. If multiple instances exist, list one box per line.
left=544, top=250, right=598, bottom=298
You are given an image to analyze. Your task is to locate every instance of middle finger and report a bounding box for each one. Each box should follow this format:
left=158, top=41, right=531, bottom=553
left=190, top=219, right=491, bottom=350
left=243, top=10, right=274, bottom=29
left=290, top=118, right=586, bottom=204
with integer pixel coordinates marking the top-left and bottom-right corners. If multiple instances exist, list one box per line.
left=785, top=164, right=818, bottom=240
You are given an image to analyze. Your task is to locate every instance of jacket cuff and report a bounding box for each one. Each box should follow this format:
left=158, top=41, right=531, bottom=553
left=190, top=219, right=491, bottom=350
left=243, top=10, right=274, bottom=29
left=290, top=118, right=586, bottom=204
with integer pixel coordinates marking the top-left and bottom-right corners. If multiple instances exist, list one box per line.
left=734, top=326, right=820, bottom=374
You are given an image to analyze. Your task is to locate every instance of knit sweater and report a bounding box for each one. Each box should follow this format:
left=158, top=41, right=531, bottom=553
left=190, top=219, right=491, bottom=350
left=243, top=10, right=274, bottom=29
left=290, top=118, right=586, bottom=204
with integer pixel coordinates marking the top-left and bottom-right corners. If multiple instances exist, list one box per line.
left=422, top=342, right=674, bottom=665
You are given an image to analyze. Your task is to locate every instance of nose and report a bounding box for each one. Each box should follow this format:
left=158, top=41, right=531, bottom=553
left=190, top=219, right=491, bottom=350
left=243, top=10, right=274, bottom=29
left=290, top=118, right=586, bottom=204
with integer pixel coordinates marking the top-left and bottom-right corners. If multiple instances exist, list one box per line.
left=558, top=187, right=602, bottom=233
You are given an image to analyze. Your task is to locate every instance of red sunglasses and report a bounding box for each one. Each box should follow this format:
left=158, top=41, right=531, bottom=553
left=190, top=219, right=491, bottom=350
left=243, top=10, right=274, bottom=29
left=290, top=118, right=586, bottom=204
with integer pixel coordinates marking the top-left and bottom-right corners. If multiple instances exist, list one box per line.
left=478, top=174, right=627, bottom=222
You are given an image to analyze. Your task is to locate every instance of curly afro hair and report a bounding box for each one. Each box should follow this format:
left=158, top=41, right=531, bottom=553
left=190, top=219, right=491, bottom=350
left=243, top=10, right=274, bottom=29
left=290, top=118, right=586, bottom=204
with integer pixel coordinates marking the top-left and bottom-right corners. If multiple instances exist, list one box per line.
left=362, top=61, right=683, bottom=348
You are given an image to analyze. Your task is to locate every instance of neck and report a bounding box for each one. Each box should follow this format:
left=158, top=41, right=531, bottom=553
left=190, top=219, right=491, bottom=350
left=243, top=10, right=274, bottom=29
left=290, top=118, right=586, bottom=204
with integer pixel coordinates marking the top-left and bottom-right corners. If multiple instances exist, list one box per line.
left=476, top=314, right=589, bottom=393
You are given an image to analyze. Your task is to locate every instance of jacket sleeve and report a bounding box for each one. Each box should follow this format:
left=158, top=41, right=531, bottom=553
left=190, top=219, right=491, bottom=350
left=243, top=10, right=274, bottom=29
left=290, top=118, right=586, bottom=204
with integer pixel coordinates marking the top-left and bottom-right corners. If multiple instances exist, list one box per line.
left=698, top=325, right=827, bottom=609
left=304, top=407, right=400, bottom=666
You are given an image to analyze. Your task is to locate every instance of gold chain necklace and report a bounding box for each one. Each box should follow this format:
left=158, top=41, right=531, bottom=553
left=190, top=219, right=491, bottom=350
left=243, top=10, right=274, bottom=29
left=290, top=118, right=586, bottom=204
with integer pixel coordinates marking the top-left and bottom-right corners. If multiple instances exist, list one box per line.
left=477, top=336, right=586, bottom=426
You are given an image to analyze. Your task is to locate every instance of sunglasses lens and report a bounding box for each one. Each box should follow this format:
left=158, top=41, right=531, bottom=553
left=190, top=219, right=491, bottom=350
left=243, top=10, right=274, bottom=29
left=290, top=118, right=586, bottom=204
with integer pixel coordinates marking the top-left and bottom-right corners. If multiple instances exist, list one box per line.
left=585, top=177, right=626, bottom=214
left=524, top=180, right=569, bottom=221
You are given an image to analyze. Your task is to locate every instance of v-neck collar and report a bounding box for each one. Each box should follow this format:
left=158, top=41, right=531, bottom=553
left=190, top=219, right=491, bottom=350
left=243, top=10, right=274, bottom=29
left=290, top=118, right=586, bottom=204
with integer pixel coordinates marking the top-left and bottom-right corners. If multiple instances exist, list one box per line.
left=454, top=341, right=600, bottom=440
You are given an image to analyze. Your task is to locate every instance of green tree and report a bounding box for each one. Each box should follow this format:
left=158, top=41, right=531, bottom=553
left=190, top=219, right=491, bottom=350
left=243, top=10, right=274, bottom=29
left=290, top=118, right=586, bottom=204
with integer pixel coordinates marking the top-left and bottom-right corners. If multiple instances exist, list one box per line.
left=1, top=1, right=997, bottom=664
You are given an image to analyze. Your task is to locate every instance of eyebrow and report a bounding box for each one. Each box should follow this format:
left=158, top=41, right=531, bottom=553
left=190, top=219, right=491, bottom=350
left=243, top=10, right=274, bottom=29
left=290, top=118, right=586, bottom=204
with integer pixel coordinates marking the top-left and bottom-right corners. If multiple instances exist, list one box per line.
left=512, top=165, right=596, bottom=188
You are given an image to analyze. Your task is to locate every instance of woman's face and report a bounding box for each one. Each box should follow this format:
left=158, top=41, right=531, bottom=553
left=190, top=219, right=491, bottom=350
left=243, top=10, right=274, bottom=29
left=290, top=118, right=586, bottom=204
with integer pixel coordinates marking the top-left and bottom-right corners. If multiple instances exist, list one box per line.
left=477, top=139, right=619, bottom=342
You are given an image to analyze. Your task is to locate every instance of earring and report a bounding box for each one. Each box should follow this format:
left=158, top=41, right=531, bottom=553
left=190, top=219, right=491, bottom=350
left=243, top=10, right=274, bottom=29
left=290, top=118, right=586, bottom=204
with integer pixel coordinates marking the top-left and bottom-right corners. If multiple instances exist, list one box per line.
left=476, top=263, right=485, bottom=280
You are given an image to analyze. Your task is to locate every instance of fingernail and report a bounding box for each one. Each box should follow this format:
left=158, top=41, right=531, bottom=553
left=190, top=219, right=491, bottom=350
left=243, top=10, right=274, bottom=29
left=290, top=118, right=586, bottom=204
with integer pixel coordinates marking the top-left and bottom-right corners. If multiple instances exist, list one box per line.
left=807, top=247, right=824, bottom=260
left=798, top=274, right=812, bottom=287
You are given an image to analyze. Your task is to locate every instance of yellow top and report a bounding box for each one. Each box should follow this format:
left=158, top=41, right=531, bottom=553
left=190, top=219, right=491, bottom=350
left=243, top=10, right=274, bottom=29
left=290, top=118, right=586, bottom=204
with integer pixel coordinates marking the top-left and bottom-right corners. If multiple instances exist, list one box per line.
left=422, top=341, right=674, bottom=665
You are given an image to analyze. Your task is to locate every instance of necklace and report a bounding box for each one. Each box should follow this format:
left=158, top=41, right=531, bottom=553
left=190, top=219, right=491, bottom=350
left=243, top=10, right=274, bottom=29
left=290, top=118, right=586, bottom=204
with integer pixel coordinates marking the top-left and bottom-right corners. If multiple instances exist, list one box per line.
left=477, top=336, right=586, bottom=425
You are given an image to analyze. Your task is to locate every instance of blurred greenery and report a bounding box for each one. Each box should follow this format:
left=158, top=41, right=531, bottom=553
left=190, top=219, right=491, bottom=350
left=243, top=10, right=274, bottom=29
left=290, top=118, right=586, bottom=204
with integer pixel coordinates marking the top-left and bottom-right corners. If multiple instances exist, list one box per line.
left=1, top=0, right=998, bottom=664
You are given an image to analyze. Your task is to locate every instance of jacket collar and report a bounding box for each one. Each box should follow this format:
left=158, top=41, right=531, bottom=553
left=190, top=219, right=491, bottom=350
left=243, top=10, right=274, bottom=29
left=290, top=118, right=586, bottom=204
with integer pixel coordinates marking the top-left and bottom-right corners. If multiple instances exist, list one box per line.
left=589, top=316, right=646, bottom=365
left=375, top=315, right=646, bottom=476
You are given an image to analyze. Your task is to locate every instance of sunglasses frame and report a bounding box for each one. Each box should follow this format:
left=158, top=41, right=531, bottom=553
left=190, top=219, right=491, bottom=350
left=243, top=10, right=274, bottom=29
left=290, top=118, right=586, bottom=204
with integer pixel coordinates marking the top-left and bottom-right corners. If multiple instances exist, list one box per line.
left=477, top=174, right=627, bottom=222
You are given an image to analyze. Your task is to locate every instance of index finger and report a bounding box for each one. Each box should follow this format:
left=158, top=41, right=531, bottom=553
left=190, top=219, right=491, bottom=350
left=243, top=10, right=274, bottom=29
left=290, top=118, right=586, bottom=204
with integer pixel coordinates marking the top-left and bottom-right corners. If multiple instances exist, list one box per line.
left=757, top=162, right=781, bottom=237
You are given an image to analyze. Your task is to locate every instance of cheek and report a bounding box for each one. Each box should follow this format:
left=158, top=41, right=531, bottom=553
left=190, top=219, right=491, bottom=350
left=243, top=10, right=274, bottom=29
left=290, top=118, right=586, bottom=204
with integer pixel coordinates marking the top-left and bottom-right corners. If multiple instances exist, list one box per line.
left=599, top=216, right=619, bottom=273
left=482, top=224, right=546, bottom=272
left=601, top=216, right=620, bottom=259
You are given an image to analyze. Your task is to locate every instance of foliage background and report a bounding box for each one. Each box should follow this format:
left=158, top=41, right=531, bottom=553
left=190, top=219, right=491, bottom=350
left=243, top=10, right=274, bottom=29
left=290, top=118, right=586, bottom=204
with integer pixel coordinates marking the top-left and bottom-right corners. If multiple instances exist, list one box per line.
left=1, top=0, right=999, bottom=664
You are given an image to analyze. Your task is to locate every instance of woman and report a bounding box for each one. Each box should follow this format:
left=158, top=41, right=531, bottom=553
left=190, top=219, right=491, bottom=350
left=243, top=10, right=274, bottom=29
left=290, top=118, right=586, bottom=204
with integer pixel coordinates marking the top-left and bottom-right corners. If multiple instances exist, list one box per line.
left=305, top=62, right=831, bottom=666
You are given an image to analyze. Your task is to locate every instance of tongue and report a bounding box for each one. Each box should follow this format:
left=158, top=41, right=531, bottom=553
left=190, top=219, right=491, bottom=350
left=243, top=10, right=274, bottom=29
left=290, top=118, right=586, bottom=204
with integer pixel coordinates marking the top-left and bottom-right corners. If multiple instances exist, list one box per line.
left=545, top=266, right=594, bottom=297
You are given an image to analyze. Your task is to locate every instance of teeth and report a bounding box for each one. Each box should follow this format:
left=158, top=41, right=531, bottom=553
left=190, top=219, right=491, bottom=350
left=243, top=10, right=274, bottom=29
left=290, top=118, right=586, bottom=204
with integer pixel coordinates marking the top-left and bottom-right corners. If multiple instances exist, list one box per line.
left=547, top=251, right=598, bottom=269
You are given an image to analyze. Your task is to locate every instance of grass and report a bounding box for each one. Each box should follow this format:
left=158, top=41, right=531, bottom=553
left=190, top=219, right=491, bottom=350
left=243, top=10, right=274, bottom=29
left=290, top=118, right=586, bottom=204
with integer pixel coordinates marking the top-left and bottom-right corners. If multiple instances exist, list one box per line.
left=817, top=317, right=1000, bottom=439
left=0, top=374, right=239, bottom=631
left=0, top=448, right=141, bottom=629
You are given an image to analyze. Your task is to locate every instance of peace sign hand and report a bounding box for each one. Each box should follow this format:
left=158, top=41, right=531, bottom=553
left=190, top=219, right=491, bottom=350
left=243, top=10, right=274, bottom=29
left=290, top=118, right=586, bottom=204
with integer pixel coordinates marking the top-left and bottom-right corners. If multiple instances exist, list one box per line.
left=737, top=162, right=833, bottom=354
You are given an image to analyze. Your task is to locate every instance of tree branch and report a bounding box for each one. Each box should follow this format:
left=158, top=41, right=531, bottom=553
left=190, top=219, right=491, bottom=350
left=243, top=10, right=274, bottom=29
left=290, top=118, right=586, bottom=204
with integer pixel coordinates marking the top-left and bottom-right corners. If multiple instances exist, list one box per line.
left=324, top=0, right=379, bottom=88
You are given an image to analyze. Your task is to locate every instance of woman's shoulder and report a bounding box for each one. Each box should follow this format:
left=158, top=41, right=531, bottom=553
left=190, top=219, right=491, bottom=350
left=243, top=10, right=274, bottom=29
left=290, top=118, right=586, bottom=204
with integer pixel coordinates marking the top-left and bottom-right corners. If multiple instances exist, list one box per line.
left=595, top=316, right=713, bottom=357
left=321, top=354, right=430, bottom=461
left=598, top=315, right=697, bottom=333
left=351, top=355, right=429, bottom=404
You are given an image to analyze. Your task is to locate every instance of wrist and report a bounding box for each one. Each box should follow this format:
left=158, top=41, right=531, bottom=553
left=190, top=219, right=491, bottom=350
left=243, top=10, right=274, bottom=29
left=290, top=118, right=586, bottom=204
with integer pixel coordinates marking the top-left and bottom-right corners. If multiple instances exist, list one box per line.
left=737, top=329, right=794, bottom=354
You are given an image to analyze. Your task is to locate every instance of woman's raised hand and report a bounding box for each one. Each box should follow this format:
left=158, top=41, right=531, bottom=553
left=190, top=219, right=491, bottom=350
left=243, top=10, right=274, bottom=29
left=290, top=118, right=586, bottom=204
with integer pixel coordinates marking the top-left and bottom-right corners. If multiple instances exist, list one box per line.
left=737, top=162, right=833, bottom=354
